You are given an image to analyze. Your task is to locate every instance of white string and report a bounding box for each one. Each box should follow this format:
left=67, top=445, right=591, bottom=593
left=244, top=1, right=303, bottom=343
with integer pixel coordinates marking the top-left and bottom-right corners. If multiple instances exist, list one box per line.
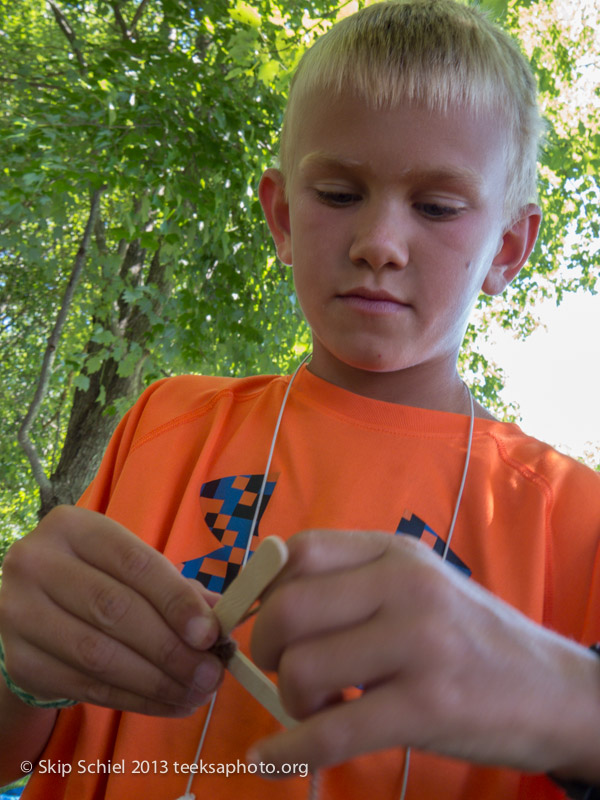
left=176, top=692, right=217, bottom=800
left=241, top=352, right=312, bottom=570
left=443, top=386, right=475, bottom=561
left=398, top=385, right=475, bottom=800
left=308, top=768, right=321, bottom=800
left=398, top=747, right=411, bottom=800
left=176, top=354, right=311, bottom=800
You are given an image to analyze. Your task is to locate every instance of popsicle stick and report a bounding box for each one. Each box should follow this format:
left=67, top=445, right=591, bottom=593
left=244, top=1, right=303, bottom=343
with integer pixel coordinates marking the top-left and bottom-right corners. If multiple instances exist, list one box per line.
left=228, top=650, right=297, bottom=728
left=210, top=537, right=293, bottom=727
left=213, top=536, right=288, bottom=636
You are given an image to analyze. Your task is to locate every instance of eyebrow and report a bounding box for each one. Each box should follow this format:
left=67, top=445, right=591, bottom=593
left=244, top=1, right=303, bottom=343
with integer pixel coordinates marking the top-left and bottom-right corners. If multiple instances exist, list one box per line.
left=299, top=152, right=365, bottom=172
left=299, top=152, right=484, bottom=196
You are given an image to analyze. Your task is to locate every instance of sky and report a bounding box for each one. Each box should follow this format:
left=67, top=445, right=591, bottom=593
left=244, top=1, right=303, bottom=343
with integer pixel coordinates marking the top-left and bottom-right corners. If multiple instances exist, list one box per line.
left=479, top=289, right=600, bottom=465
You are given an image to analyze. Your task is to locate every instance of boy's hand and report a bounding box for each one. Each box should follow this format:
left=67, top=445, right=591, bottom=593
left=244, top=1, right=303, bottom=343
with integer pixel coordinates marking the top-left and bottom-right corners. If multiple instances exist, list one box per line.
left=250, top=530, right=600, bottom=779
left=0, top=506, right=224, bottom=717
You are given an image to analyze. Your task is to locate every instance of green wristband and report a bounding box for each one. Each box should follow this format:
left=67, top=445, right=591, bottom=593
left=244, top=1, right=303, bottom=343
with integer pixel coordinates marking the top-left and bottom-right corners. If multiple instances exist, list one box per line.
left=0, top=637, right=77, bottom=709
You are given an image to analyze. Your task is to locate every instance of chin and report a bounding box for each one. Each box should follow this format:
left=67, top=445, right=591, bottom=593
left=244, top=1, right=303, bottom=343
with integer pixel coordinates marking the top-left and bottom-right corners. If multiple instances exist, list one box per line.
left=343, top=353, right=416, bottom=375
left=314, top=337, right=422, bottom=376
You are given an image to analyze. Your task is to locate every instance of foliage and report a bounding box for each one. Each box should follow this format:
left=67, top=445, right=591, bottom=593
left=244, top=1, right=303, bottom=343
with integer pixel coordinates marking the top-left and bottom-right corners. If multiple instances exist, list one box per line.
left=461, top=0, right=600, bottom=417
left=0, top=0, right=338, bottom=535
left=0, top=0, right=599, bottom=545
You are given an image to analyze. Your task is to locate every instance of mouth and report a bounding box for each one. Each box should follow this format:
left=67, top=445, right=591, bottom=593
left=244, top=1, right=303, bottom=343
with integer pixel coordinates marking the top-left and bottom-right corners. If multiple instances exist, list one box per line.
left=337, top=287, right=410, bottom=314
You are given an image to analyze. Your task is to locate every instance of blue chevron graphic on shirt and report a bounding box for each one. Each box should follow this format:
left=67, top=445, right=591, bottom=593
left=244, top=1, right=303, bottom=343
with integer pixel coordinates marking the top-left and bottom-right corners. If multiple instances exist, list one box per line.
left=181, top=474, right=277, bottom=592
left=182, top=474, right=472, bottom=593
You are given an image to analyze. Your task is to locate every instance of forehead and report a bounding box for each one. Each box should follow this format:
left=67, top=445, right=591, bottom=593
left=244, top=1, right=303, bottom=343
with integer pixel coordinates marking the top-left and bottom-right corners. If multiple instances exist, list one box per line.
left=287, top=90, right=508, bottom=195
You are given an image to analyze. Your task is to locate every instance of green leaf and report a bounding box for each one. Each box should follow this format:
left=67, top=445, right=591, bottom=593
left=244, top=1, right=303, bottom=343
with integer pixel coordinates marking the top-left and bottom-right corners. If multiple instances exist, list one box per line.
left=73, top=374, right=90, bottom=392
left=258, top=60, right=281, bottom=85
left=85, top=354, right=105, bottom=374
left=229, top=1, right=262, bottom=28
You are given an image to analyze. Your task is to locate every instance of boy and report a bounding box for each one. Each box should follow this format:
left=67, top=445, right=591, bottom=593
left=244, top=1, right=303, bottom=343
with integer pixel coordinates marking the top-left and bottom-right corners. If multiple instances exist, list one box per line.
left=1, top=1, right=600, bottom=799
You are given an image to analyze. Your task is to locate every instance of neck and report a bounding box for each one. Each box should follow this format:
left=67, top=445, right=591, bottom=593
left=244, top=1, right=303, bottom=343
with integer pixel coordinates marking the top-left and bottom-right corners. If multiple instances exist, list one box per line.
left=306, top=349, right=494, bottom=419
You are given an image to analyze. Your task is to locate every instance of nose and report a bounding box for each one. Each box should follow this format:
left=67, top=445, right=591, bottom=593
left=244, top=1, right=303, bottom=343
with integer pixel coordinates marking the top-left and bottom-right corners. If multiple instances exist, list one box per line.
left=348, top=198, right=410, bottom=271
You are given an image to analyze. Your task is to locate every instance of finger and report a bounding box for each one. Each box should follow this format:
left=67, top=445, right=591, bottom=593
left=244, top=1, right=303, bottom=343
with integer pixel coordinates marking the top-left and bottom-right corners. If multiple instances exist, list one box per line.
left=188, top=578, right=221, bottom=608
left=47, top=506, right=220, bottom=648
left=279, top=529, right=394, bottom=582
left=1, top=537, right=224, bottom=709
left=4, top=635, right=213, bottom=717
left=37, top=549, right=220, bottom=690
left=252, top=562, right=384, bottom=670
left=2, top=594, right=223, bottom=713
left=248, top=682, right=411, bottom=773
left=276, top=615, right=407, bottom=719
left=253, top=533, right=435, bottom=671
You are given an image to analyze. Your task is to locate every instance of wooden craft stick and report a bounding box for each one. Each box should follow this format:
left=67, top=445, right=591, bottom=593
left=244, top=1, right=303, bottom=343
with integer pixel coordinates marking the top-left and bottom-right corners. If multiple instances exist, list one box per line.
left=211, top=536, right=294, bottom=728
left=213, top=536, right=288, bottom=636
left=228, top=650, right=297, bottom=728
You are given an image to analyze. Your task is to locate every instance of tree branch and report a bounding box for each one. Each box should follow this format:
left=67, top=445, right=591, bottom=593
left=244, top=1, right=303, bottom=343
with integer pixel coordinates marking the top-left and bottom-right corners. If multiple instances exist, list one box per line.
left=109, top=0, right=150, bottom=40
left=47, top=0, right=86, bottom=69
left=17, top=187, right=104, bottom=509
left=130, top=0, right=151, bottom=34
left=110, top=2, right=130, bottom=40
left=94, top=214, right=109, bottom=257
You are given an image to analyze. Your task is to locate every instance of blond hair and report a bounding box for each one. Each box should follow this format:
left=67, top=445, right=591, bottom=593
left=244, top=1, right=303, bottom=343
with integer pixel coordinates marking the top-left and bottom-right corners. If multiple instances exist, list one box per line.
left=279, top=0, right=543, bottom=222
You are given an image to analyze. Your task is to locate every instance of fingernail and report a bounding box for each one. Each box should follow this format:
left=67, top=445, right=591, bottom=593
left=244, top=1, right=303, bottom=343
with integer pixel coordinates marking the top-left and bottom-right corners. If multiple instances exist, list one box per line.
left=193, top=658, right=221, bottom=693
left=184, top=615, right=214, bottom=648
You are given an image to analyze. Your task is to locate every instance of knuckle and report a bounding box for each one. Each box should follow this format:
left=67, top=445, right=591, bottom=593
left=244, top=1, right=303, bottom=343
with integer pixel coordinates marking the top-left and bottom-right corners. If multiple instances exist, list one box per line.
left=160, top=584, right=197, bottom=627
left=39, top=504, right=80, bottom=542
left=89, top=583, right=132, bottom=629
left=118, top=542, right=153, bottom=582
left=1, top=537, right=36, bottom=581
left=155, top=634, right=188, bottom=673
left=82, top=678, right=115, bottom=708
left=0, top=540, right=21, bottom=577
left=292, top=529, right=325, bottom=571
left=76, top=633, right=118, bottom=675
left=43, top=504, right=73, bottom=528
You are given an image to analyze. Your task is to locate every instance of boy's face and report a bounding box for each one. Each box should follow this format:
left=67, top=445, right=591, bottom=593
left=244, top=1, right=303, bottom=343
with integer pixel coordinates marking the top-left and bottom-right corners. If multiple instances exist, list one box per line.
left=260, top=92, right=539, bottom=390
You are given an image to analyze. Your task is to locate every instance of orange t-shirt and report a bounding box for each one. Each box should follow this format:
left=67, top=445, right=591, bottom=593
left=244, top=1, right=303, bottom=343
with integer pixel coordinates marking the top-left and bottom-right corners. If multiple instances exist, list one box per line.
left=24, top=368, right=600, bottom=800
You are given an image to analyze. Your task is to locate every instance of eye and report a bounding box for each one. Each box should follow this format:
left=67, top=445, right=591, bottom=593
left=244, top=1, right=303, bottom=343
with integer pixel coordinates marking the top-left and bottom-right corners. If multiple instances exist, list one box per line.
left=315, top=189, right=361, bottom=207
left=415, top=202, right=463, bottom=220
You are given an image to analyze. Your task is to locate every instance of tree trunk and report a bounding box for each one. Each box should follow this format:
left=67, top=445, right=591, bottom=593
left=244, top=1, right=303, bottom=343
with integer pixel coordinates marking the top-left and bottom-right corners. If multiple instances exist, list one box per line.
left=38, top=244, right=171, bottom=517
left=41, top=355, right=144, bottom=516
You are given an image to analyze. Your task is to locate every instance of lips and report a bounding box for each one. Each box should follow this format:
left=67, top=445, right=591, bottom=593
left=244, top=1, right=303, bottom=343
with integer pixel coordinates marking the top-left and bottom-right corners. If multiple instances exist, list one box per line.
left=338, top=287, right=409, bottom=314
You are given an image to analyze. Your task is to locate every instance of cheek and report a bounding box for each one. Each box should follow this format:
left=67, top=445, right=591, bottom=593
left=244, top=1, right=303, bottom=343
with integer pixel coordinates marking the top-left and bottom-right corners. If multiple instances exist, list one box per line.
left=290, top=217, right=324, bottom=265
left=291, top=263, right=322, bottom=320
left=427, top=228, right=496, bottom=292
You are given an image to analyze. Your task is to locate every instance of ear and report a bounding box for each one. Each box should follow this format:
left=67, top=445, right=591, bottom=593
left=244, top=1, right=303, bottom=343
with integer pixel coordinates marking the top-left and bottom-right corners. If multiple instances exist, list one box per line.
left=482, top=204, right=542, bottom=296
left=258, top=168, right=293, bottom=265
